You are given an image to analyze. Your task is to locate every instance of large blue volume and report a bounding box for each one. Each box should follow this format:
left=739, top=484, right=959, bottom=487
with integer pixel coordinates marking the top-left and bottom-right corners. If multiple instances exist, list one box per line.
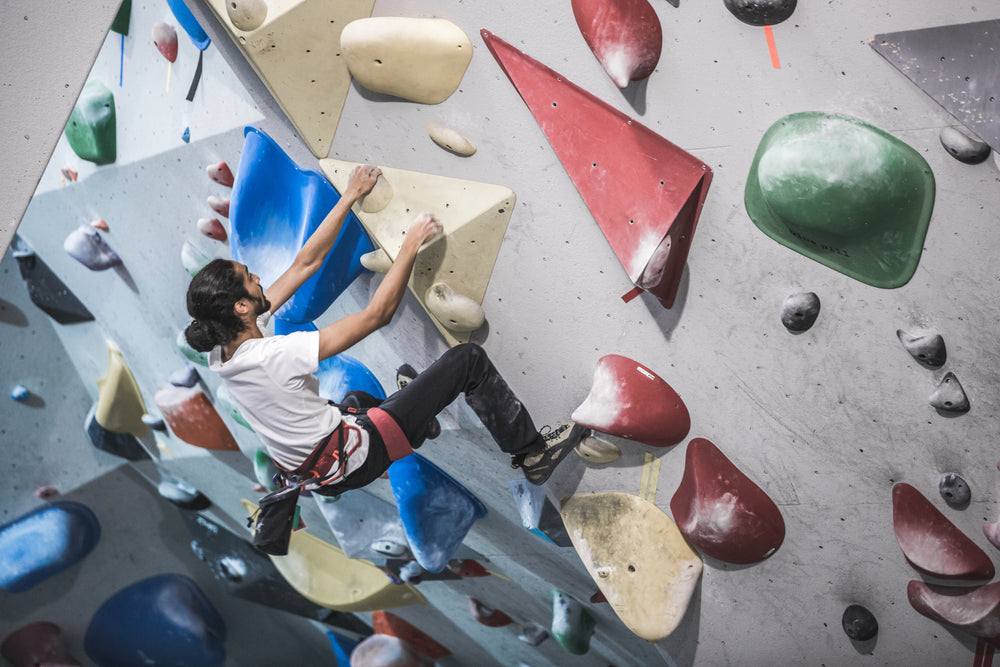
left=0, top=502, right=101, bottom=592
left=166, top=0, right=211, bottom=49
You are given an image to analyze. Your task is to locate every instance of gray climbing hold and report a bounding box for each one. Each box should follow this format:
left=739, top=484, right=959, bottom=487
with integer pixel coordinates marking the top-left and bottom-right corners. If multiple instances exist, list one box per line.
left=929, top=372, right=970, bottom=413
left=64, top=225, right=122, bottom=270
left=141, top=414, right=167, bottom=431
left=780, top=292, right=820, bottom=332
left=842, top=604, right=878, bottom=641
left=371, top=540, right=409, bottom=558
left=518, top=622, right=550, bottom=646
left=939, top=126, right=991, bottom=165
left=169, top=363, right=200, bottom=388
left=939, top=473, right=971, bottom=509
left=896, top=329, right=946, bottom=368
left=157, top=477, right=211, bottom=511
left=723, top=0, right=796, bottom=26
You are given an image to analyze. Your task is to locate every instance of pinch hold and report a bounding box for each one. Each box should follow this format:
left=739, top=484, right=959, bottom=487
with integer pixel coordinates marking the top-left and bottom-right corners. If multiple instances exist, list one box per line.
left=197, top=217, right=228, bottom=242
left=897, top=329, right=946, bottom=368
left=780, top=292, right=820, bottom=331
left=206, top=161, right=234, bottom=187
left=929, top=372, right=970, bottom=414
left=207, top=195, right=230, bottom=218
left=939, top=126, right=991, bottom=165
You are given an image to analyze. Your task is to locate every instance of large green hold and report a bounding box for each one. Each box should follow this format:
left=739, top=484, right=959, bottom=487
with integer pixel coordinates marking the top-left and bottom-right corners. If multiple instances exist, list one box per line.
left=745, top=112, right=935, bottom=288
left=65, top=80, right=117, bottom=165
left=551, top=589, right=595, bottom=655
left=111, top=0, right=132, bottom=35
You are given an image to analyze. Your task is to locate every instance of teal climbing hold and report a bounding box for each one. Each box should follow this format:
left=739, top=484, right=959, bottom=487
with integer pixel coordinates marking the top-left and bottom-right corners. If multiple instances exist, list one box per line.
left=0, top=502, right=101, bottom=592
left=176, top=330, right=209, bottom=367
left=551, top=590, right=596, bottom=655
left=64, top=81, right=116, bottom=165
left=254, top=450, right=281, bottom=491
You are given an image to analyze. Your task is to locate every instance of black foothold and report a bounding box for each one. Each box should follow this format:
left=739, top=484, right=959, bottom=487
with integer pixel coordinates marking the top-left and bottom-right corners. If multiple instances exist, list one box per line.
left=781, top=292, right=820, bottom=331
left=939, top=473, right=972, bottom=509
left=723, top=0, right=796, bottom=26
left=896, top=329, right=947, bottom=368
left=929, top=372, right=970, bottom=414
left=842, top=604, right=878, bottom=641
left=939, top=126, right=991, bottom=165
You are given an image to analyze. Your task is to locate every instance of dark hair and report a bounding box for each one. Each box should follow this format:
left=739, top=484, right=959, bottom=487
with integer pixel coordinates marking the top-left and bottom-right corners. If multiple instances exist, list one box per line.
left=184, top=259, right=250, bottom=352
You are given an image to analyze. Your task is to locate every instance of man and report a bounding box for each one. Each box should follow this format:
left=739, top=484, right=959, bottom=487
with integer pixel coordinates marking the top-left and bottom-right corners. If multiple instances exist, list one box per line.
left=185, top=165, right=590, bottom=493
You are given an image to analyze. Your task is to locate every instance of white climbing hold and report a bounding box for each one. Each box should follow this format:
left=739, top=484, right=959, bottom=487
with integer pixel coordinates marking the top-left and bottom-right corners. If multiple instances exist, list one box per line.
left=226, top=0, right=268, bottom=32
left=424, top=282, right=485, bottom=332
left=64, top=225, right=122, bottom=271
left=360, top=248, right=392, bottom=274
left=574, top=434, right=621, bottom=463
left=897, top=329, right=946, bottom=368
left=360, top=174, right=393, bottom=213
left=181, top=240, right=212, bottom=277
left=427, top=123, right=477, bottom=156
left=929, top=371, right=970, bottom=413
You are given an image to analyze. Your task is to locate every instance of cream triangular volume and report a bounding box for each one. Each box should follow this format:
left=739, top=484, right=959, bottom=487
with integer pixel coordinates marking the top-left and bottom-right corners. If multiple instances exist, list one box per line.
left=320, top=159, right=515, bottom=346
left=202, top=0, right=375, bottom=158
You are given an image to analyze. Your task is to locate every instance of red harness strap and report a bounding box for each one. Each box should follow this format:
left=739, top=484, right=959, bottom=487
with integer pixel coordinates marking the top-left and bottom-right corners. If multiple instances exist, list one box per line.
left=282, top=422, right=363, bottom=485
left=366, top=407, right=414, bottom=462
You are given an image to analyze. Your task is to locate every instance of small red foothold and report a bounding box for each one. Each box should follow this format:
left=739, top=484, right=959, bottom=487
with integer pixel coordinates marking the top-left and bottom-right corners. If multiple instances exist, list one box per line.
left=34, top=486, right=60, bottom=499
left=207, top=195, right=231, bottom=218
left=61, top=167, right=78, bottom=181
left=152, top=22, right=178, bottom=63
left=252, top=483, right=267, bottom=493
left=197, top=217, right=228, bottom=242
left=589, top=590, right=607, bottom=604
left=91, top=218, right=109, bottom=231
left=207, top=162, right=235, bottom=187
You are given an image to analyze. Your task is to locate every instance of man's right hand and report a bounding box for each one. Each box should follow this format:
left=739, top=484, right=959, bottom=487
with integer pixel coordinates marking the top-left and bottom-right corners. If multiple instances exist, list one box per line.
left=345, top=165, right=382, bottom=200
left=405, top=213, right=443, bottom=249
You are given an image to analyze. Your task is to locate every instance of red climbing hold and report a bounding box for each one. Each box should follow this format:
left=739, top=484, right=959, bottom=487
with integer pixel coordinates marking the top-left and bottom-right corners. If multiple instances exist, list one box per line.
left=34, top=486, right=60, bottom=500
left=446, top=559, right=489, bottom=578
left=908, top=579, right=1000, bottom=641
left=207, top=161, right=234, bottom=188
left=372, top=611, right=451, bottom=660
left=197, top=217, right=228, bottom=242
left=207, top=195, right=230, bottom=218
left=152, top=22, right=178, bottom=63
left=154, top=386, right=239, bottom=451
left=61, top=167, right=78, bottom=182
left=572, top=0, right=662, bottom=88
left=469, top=598, right=514, bottom=627
left=91, top=218, right=109, bottom=231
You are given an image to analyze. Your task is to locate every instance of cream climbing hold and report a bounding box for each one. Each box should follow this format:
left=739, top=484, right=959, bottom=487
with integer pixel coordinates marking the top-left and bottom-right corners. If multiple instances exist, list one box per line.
left=360, top=248, right=392, bottom=273
left=340, top=18, right=473, bottom=104
left=427, top=123, right=477, bottom=156
left=320, top=159, right=514, bottom=346
left=574, top=435, right=621, bottom=463
left=424, top=283, right=485, bottom=333
left=95, top=341, right=150, bottom=438
left=360, top=174, right=393, bottom=213
left=225, top=0, right=268, bottom=32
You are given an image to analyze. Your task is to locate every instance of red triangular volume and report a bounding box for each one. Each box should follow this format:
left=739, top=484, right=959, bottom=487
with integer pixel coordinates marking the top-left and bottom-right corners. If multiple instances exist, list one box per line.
left=482, top=29, right=712, bottom=308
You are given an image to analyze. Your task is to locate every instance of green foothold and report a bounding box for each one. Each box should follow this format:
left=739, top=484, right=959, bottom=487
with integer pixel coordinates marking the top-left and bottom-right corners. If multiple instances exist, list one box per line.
left=254, top=450, right=280, bottom=491
left=551, top=589, right=596, bottom=655
left=216, top=384, right=253, bottom=430
left=176, top=330, right=209, bottom=367
left=111, top=0, right=132, bottom=36
left=745, top=112, right=935, bottom=289
left=64, top=81, right=117, bottom=165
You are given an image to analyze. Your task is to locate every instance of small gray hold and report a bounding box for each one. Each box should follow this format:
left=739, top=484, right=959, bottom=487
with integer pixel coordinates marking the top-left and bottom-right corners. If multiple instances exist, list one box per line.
left=169, top=362, right=200, bottom=388
left=842, top=604, right=878, bottom=641
left=780, top=292, right=820, bottom=332
left=518, top=622, right=550, bottom=646
left=939, top=473, right=971, bottom=509
left=896, top=329, right=946, bottom=368
left=141, top=414, right=167, bottom=431
left=929, top=372, right=970, bottom=414
left=939, top=127, right=991, bottom=165
left=723, top=0, right=796, bottom=26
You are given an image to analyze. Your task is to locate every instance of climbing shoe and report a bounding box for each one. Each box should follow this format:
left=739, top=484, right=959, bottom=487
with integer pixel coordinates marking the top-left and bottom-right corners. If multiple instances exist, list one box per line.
left=395, top=363, right=441, bottom=440
left=517, top=422, right=592, bottom=486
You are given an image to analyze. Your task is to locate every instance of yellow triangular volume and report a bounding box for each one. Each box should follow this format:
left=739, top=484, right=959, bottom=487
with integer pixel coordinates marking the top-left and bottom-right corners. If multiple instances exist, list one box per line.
left=95, top=341, right=149, bottom=438
left=240, top=500, right=426, bottom=611
left=320, top=159, right=515, bottom=346
left=203, top=0, right=374, bottom=158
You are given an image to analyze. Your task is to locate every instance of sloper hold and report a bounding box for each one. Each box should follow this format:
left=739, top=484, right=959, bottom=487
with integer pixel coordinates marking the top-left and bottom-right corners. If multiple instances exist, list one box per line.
left=166, top=0, right=211, bottom=50
left=723, top=0, right=796, bottom=26
left=372, top=611, right=450, bottom=660
left=253, top=450, right=281, bottom=491
left=320, top=159, right=514, bottom=346
left=939, top=127, right=991, bottom=165
left=226, top=0, right=267, bottom=32
left=341, top=18, right=472, bottom=104
left=908, top=580, right=1000, bottom=640
left=198, top=217, right=228, bottom=242
left=561, top=492, right=702, bottom=641
left=447, top=558, right=489, bottom=577
left=207, top=195, right=230, bottom=218
left=84, top=574, right=225, bottom=667
left=551, top=590, right=596, bottom=655
left=571, top=354, right=690, bottom=447
left=1, top=621, right=81, bottom=667
left=427, top=123, right=476, bottom=156
left=152, top=22, right=178, bottom=63
left=313, top=487, right=409, bottom=563
left=482, top=30, right=712, bottom=309
left=95, top=341, right=149, bottom=438
left=11, top=236, right=94, bottom=323
left=892, top=482, right=994, bottom=580
left=202, top=0, right=373, bottom=158
left=424, top=282, right=485, bottom=333
left=670, top=438, right=785, bottom=564
left=64, top=225, right=121, bottom=271
left=85, top=404, right=150, bottom=461
left=509, top=479, right=573, bottom=546
left=317, top=352, right=386, bottom=404
left=870, top=20, right=1000, bottom=154
left=154, top=386, right=239, bottom=450
left=929, top=372, right=970, bottom=414
left=240, top=499, right=426, bottom=611
left=232, top=128, right=374, bottom=324
left=572, top=0, right=662, bottom=88
left=746, top=113, right=934, bottom=289
left=780, top=292, right=820, bottom=332
left=0, top=502, right=101, bottom=593
left=64, top=80, right=116, bottom=165
left=469, top=598, right=514, bottom=627
left=897, top=329, right=946, bottom=368
left=349, top=635, right=430, bottom=667
left=842, top=604, right=878, bottom=641
left=389, top=454, right=488, bottom=572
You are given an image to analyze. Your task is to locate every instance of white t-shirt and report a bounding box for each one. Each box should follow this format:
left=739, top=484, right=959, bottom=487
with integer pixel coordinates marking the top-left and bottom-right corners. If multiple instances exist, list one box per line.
left=208, top=313, right=369, bottom=476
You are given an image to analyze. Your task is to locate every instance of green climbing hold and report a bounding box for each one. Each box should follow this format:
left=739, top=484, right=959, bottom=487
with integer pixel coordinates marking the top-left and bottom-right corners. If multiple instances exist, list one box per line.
left=111, top=0, right=132, bottom=35
left=64, top=81, right=117, bottom=165
left=253, top=450, right=280, bottom=491
left=745, top=112, right=935, bottom=288
left=176, top=330, right=209, bottom=367
left=551, top=589, right=595, bottom=655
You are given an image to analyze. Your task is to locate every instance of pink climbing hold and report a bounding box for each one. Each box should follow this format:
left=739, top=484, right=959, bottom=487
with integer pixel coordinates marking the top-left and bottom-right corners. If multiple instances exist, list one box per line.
left=91, top=218, right=109, bottom=231
left=152, top=22, right=178, bottom=63
left=892, top=482, right=994, bottom=580
left=207, top=161, right=234, bottom=187
left=590, top=590, right=608, bottom=604
left=61, top=167, right=78, bottom=182
left=207, top=195, right=230, bottom=218
left=908, top=580, right=1000, bottom=641
left=1, top=621, right=81, bottom=667
left=469, top=598, right=514, bottom=627
left=571, top=354, right=690, bottom=447
left=34, top=486, right=60, bottom=500
left=983, top=516, right=1000, bottom=550
left=349, top=634, right=429, bottom=667
left=670, top=437, right=785, bottom=564
left=446, top=559, right=489, bottom=578
left=572, top=0, right=662, bottom=88
left=197, top=217, right=228, bottom=242
left=154, top=386, right=239, bottom=451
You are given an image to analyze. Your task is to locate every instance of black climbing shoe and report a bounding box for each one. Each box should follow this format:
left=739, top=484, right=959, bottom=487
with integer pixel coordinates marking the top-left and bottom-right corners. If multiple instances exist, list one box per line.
left=395, top=363, right=441, bottom=440
left=520, top=422, right=591, bottom=486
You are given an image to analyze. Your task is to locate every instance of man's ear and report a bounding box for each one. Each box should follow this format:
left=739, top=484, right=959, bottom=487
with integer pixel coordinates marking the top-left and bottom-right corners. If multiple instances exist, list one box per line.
left=233, top=298, right=250, bottom=317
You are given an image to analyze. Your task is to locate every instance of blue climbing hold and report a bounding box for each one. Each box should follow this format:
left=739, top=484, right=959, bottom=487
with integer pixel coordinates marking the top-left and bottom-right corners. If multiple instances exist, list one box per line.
left=166, top=0, right=210, bottom=50
left=84, top=574, right=226, bottom=667
left=273, top=318, right=318, bottom=336
left=231, top=127, right=374, bottom=323
left=182, top=126, right=191, bottom=143
left=10, top=384, right=29, bottom=402
left=389, top=454, right=488, bottom=572
left=0, top=502, right=101, bottom=593
left=326, top=630, right=359, bottom=666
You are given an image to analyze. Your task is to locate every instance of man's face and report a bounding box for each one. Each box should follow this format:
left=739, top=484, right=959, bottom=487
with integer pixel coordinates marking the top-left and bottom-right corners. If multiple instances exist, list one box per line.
left=236, top=262, right=271, bottom=315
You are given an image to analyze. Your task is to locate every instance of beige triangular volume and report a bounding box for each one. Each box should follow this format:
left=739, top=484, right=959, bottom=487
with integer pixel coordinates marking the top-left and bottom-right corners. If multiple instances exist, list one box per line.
left=95, top=340, right=150, bottom=438
left=203, top=0, right=375, bottom=158
left=320, top=159, right=515, bottom=346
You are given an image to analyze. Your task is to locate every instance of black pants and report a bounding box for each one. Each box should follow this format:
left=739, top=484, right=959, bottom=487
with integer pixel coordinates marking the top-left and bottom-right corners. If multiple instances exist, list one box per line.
left=314, top=343, right=544, bottom=496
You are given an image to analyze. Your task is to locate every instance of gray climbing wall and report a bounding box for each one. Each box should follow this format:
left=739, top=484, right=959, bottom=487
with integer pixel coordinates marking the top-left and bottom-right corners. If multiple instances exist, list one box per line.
left=3, top=0, right=1000, bottom=665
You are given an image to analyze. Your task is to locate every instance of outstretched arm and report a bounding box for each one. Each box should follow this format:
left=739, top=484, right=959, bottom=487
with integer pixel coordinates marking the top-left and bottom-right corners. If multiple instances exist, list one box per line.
left=264, top=165, right=381, bottom=313
left=318, top=213, right=443, bottom=360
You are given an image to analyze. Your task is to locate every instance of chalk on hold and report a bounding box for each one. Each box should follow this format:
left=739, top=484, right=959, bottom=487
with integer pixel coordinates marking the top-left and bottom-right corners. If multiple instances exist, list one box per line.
left=0, top=502, right=101, bottom=593
left=154, top=386, right=240, bottom=450
left=842, top=604, right=878, bottom=641
left=207, top=195, right=230, bottom=218
left=469, top=598, right=514, bottom=627
left=226, top=0, right=267, bottom=32
left=400, top=561, right=424, bottom=584
left=182, top=240, right=212, bottom=277
left=152, top=22, right=178, bottom=62
left=929, top=372, right=970, bottom=414
left=64, top=225, right=121, bottom=271
left=427, top=123, right=477, bottom=156
left=574, top=434, right=621, bottom=463
left=169, top=363, right=200, bottom=387
left=197, top=217, right=228, bottom=242
left=572, top=0, right=662, bottom=88
left=551, top=590, right=596, bottom=655
left=64, top=80, right=116, bottom=165
left=340, top=18, right=473, bottom=104
left=939, top=126, right=991, bottom=164
left=939, top=473, right=971, bottom=509
left=518, top=622, right=550, bottom=646
left=158, top=476, right=211, bottom=510
left=723, top=0, right=796, bottom=26
left=424, top=283, right=485, bottom=333
left=897, top=329, right=946, bottom=368
left=10, top=385, right=29, bottom=402
left=371, top=611, right=451, bottom=661
left=207, top=161, right=234, bottom=187
left=908, top=580, right=1000, bottom=641
left=349, top=634, right=430, bottom=667
left=780, top=292, right=820, bottom=332
left=360, top=248, right=392, bottom=273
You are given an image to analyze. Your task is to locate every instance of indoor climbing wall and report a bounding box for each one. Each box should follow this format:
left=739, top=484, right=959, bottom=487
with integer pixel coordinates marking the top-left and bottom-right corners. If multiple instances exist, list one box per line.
left=3, top=0, right=1000, bottom=665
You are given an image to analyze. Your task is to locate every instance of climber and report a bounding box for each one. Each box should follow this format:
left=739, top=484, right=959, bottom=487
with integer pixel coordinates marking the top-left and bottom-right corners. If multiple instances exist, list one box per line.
left=184, top=164, right=589, bottom=493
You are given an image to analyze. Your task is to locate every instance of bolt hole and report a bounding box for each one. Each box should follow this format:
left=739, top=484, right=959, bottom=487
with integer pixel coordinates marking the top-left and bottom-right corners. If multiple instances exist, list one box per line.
left=552, top=101, right=557, bottom=107
left=627, top=564, right=635, bottom=572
